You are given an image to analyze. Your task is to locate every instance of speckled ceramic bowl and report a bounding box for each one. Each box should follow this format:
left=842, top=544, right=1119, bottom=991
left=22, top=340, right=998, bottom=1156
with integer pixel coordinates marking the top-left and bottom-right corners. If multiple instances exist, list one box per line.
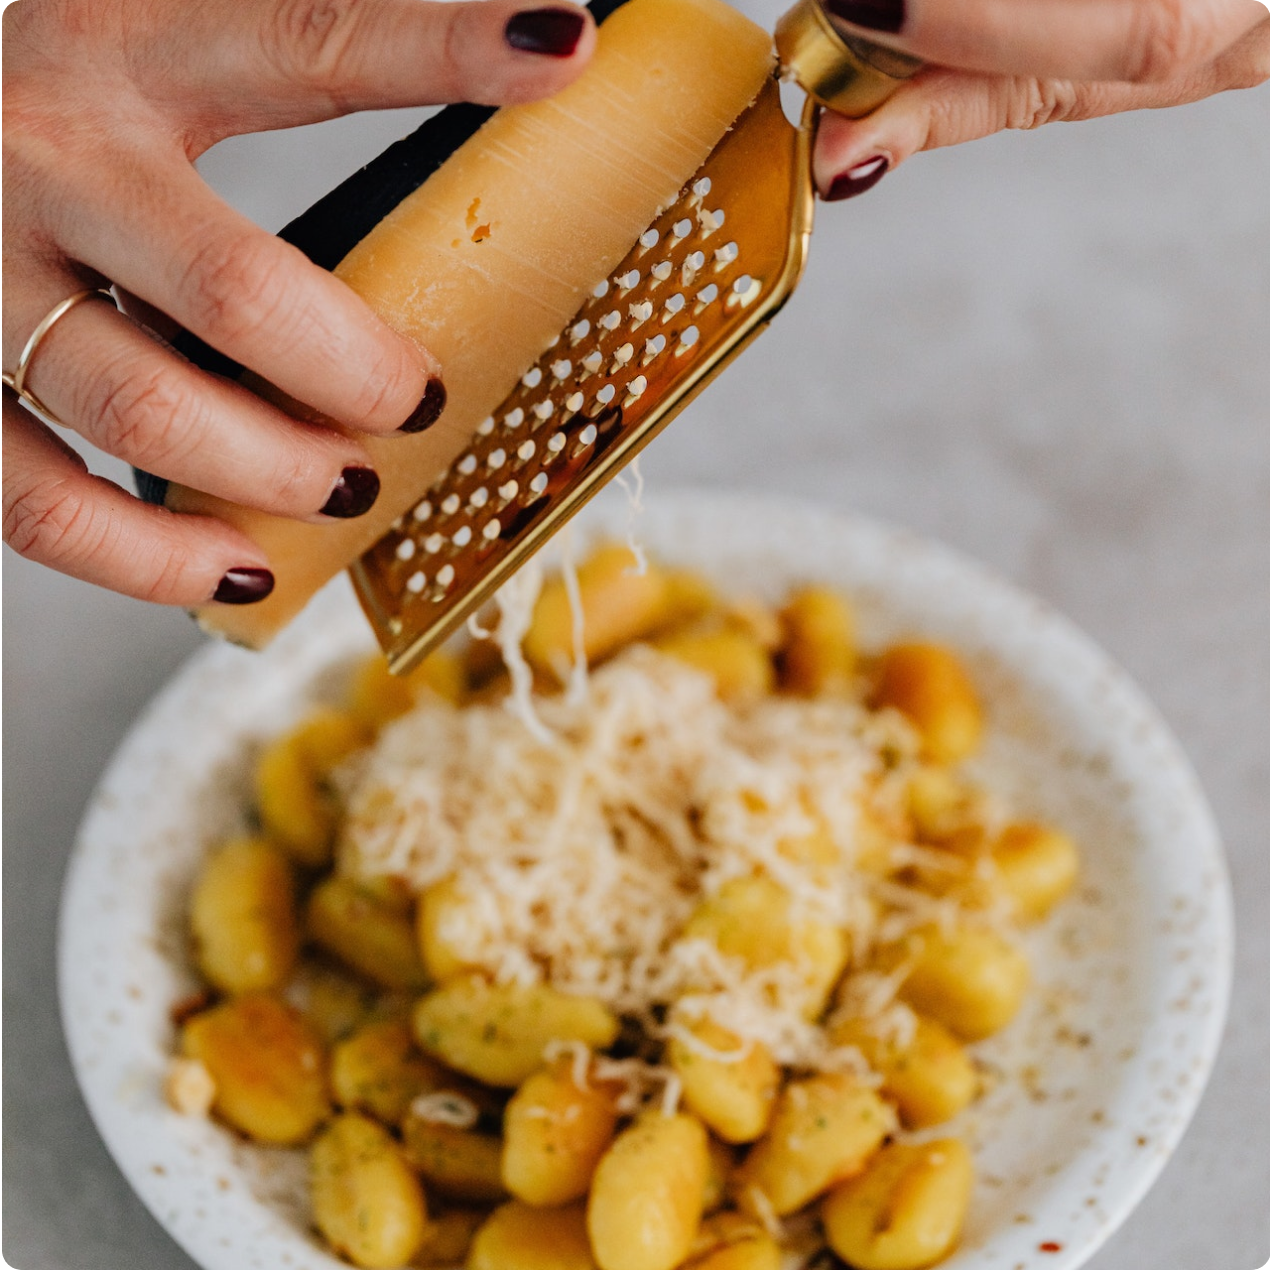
left=59, top=490, right=1232, bottom=1270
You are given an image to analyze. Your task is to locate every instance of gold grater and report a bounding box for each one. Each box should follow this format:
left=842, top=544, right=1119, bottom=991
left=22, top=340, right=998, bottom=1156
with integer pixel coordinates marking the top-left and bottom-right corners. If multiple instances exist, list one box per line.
left=351, top=0, right=920, bottom=675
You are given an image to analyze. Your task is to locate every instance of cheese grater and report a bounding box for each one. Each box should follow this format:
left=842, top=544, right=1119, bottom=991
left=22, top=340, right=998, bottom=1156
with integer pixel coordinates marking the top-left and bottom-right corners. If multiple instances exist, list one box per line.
left=351, top=0, right=920, bottom=674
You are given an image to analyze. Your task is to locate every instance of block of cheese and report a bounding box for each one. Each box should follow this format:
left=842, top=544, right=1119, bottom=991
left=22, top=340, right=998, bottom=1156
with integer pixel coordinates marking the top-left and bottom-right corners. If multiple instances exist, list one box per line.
left=172, top=0, right=773, bottom=647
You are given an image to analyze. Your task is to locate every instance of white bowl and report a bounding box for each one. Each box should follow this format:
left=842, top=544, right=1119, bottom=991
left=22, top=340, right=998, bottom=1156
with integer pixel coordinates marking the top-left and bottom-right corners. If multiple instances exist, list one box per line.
left=59, top=490, right=1232, bottom=1270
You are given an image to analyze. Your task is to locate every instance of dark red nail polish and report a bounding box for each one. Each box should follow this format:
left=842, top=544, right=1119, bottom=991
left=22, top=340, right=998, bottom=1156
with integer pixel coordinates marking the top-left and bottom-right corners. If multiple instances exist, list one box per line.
left=824, top=0, right=905, bottom=33
left=213, top=567, right=275, bottom=605
left=505, top=7, right=586, bottom=56
left=321, top=466, right=380, bottom=518
left=400, top=378, right=447, bottom=434
left=825, top=156, right=890, bottom=202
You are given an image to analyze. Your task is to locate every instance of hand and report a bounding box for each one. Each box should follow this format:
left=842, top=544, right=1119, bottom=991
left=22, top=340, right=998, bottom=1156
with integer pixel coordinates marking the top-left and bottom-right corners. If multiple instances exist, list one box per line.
left=2, top=0, right=594, bottom=604
left=812, top=0, right=1269, bottom=200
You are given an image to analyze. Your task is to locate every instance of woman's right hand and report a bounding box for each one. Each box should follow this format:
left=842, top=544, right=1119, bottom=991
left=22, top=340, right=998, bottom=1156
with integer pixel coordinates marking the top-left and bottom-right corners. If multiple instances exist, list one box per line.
left=3, top=0, right=595, bottom=605
left=813, top=0, right=1269, bottom=199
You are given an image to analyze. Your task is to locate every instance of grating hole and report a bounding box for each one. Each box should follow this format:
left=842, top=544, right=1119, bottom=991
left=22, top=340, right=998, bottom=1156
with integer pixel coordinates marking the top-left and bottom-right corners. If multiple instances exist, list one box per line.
left=678, top=325, right=700, bottom=351
left=533, top=400, right=554, bottom=421
left=626, top=375, right=648, bottom=400
left=599, top=310, right=621, bottom=332
left=457, top=454, right=477, bottom=476
left=578, top=423, right=598, bottom=447
left=692, top=177, right=712, bottom=198
left=477, top=416, right=495, bottom=436
left=612, top=342, right=634, bottom=368
left=396, top=538, right=416, bottom=562
left=521, top=366, right=542, bottom=389
left=644, top=334, right=667, bottom=361
left=663, top=293, right=685, bottom=318
left=566, top=390, right=585, bottom=412
left=551, top=359, right=572, bottom=380
left=697, top=283, right=719, bottom=307
left=497, top=479, right=517, bottom=502
left=504, top=407, right=525, bottom=430
left=425, top=532, right=444, bottom=554
left=592, top=279, right=609, bottom=298
left=412, top=499, right=432, bottom=522
left=452, top=525, right=472, bottom=548
left=517, top=439, right=536, bottom=461
left=618, top=269, right=640, bottom=291
left=530, top=472, right=549, bottom=495
left=715, top=241, right=739, bottom=267
left=672, top=218, right=692, bottom=240
left=596, top=384, right=616, bottom=405
left=482, top=518, right=500, bottom=539
left=698, top=207, right=725, bottom=234
left=629, top=300, right=653, bottom=325
left=639, top=228, right=660, bottom=249
left=682, top=252, right=706, bottom=286
left=570, top=319, right=591, bottom=344
left=470, top=486, right=489, bottom=508
left=651, top=261, right=673, bottom=283
left=730, top=274, right=761, bottom=306
left=441, top=493, right=461, bottom=515
left=548, top=432, right=566, bottom=452
left=488, top=448, right=507, bottom=469
left=581, top=350, right=603, bottom=375
left=407, top=571, right=426, bottom=594
left=437, top=564, right=455, bottom=587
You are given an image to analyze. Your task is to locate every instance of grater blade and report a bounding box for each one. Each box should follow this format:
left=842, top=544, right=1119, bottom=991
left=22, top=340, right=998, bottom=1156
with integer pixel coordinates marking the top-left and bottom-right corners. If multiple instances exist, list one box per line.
left=351, top=77, right=815, bottom=675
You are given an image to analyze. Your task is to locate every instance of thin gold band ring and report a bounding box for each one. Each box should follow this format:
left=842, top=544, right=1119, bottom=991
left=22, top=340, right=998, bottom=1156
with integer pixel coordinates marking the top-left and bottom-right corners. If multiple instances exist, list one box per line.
left=3, top=288, right=118, bottom=421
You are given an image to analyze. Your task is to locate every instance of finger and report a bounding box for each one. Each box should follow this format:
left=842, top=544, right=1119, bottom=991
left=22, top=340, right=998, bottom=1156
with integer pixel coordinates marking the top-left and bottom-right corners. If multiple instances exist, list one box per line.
left=55, top=159, right=445, bottom=436
left=4, top=394, right=276, bottom=606
left=826, top=0, right=1267, bottom=84
left=813, top=19, right=1270, bottom=194
left=9, top=278, right=385, bottom=522
left=174, top=0, right=596, bottom=132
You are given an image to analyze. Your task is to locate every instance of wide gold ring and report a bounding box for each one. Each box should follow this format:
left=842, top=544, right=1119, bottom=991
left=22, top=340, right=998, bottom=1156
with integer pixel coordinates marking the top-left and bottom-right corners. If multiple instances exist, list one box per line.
left=2, top=288, right=118, bottom=422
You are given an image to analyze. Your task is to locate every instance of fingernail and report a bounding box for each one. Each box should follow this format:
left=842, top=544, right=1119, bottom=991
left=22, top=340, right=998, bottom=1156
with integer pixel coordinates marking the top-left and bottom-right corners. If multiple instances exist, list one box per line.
left=321, top=466, right=380, bottom=518
left=505, top=7, right=586, bottom=56
left=399, top=378, right=447, bottom=434
left=825, top=155, right=890, bottom=201
left=824, top=0, right=905, bottom=34
left=213, top=567, right=275, bottom=605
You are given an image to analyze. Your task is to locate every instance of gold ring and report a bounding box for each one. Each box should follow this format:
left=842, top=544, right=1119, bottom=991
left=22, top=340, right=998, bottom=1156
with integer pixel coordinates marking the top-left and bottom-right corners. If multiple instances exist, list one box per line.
left=2, top=288, right=117, bottom=421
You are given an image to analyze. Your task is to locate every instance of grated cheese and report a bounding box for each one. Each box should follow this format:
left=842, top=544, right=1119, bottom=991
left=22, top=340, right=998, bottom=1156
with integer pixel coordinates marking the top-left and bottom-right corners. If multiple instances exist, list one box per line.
left=410, top=1091, right=480, bottom=1128
left=165, top=1057, right=216, bottom=1118
left=341, top=647, right=918, bottom=1072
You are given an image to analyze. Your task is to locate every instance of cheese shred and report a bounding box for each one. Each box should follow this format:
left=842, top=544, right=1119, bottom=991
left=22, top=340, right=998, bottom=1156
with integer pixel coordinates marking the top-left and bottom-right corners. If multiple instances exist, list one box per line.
left=341, top=647, right=924, bottom=1070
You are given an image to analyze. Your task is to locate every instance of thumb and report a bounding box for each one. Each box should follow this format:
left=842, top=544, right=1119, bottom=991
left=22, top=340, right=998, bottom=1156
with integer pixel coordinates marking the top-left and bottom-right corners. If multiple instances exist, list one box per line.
left=194, top=0, right=596, bottom=133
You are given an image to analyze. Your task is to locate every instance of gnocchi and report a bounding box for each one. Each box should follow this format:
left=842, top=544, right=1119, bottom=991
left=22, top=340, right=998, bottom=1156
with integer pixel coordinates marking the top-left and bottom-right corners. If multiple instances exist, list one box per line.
left=822, top=1138, right=974, bottom=1270
left=174, top=548, right=1080, bottom=1270
left=180, top=994, right=329, bottom=1145
left=310, top=1113, right=428, bottom=1269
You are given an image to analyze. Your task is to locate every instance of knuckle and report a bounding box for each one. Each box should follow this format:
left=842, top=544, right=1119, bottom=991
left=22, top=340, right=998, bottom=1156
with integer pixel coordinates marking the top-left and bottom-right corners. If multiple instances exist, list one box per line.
left=178, top=229, right=291, bottom=350
left=1221, top=26, right=1270, bottom=91
left=1125, top=0, right=1212, bottom=82
left=348, top=342, right=418, bottom=426
left=135, top=542, right=202, bottom=605
left=263, top=0, right=365, bottom=95
left=1003, top=78, right=1080, bottom=131
left=269, top=450, right=324, bottom=510
left=83, top=361, right=199, bottom=468
left=3, top=474, right=97, bottom=567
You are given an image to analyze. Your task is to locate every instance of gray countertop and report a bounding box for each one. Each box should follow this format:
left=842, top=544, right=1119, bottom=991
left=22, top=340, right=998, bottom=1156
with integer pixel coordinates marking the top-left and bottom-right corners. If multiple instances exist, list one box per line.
left=4, top=22, right=1268, bottom=1269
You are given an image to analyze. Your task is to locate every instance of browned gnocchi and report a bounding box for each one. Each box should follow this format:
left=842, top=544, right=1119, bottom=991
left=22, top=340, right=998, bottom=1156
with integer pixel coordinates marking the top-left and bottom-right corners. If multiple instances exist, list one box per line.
left=172, top=544, right=1079, bottom=1270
